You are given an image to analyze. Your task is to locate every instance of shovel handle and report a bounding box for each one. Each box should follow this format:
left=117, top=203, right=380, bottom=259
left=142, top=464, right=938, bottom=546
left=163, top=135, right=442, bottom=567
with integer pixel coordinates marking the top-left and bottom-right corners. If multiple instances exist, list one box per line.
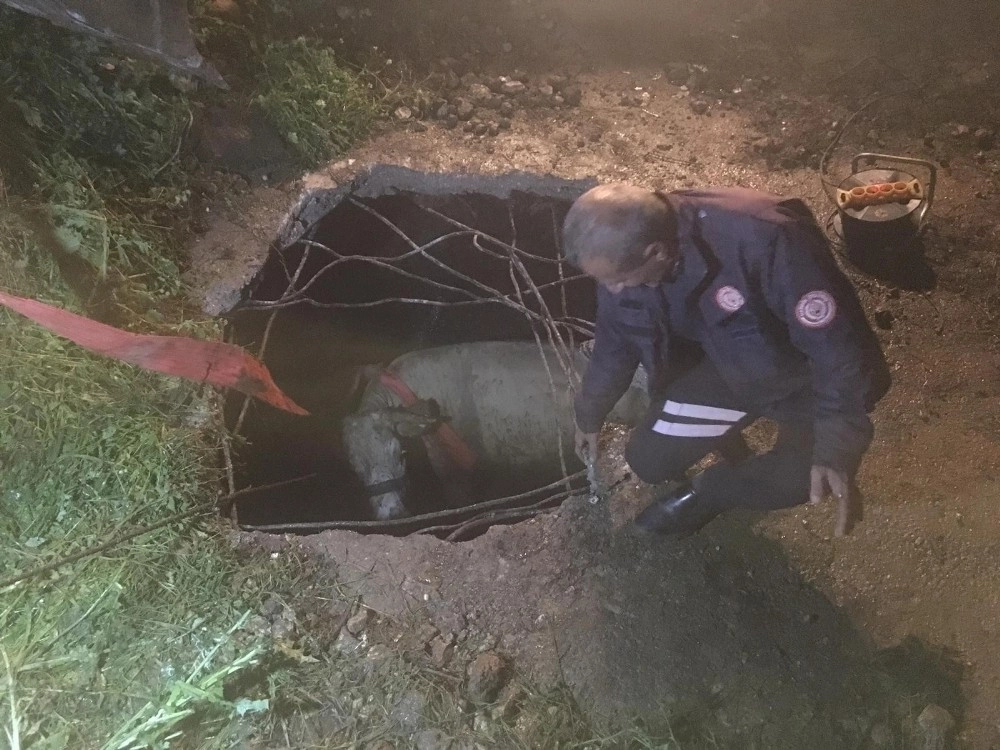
left=851, top=153, right=937, bottom=230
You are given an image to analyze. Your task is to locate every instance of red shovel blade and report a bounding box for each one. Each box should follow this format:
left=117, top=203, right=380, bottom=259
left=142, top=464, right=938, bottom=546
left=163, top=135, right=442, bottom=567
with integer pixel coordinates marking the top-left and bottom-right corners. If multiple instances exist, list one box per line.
left=0, top=291, right=308, bottom=416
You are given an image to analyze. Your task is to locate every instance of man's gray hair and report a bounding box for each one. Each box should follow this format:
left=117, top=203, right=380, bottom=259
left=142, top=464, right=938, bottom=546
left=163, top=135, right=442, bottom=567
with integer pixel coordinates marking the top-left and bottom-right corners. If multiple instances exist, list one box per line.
left=562, top=184, right=671, bottom=269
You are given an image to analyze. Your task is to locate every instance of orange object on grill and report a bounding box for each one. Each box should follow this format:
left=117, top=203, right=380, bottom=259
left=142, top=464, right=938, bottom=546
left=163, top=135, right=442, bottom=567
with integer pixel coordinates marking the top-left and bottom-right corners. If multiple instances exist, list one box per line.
left=836, top=178, right=924, bottom=210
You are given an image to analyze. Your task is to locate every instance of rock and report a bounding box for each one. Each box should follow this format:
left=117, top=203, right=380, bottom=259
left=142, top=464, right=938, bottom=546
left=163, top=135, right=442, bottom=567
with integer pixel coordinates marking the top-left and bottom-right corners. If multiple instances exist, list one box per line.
left=410, top=121, right=428, bottom=133
left=332, top=629, right=364, bottom=656
left=917, top=704, right=954, bottom=750
left=455, top=99, right=476, bottom=121
left=428, top=634, right=456, bottom=667
left=952, top=124, right=971, bottom=137
left=473, top=121, right=489, bottom=136
left=552, top=94, right=565, bottom=106
left=975, top=127, right=995, bottom=149
left=868, top=722, right=895, bottom=748
left=490, top=683, right=524, bottom=720
left=498, top=117, right=512, bottom=130
left=499, top=100, right=515, bottom=117
left=465, top=651, right=512, bottom=703
left=467, top=83, right=492, bottom=103
left=501, top=79, right=526, bottom=95
left=260, top=595, right=283, bottom=617
left=874, top=309, right=894, bottom=330
left=545, top=74, right=568, bottom=92
left=562, top=85, right=582, bottom=106
left=666, top=62, right=690, bottom=85
left=346, top=608, right=370, bottom=636
left=487, top=122, right=500, bottom=137
left=435, top=103, right=451, bottom=120
left=390, top=690, right=427, bottom=731
left=414, top=729, right=452, bottom=750
left=538, top=84, right=554, bottom=97
left=442, top=114, right=459, bottom=130
left=270, top=614, right=296, bottom=640
left=460, top=72, right=480, bottom=88
left=690, top=99, right=709, bottom=115
left=394, top=106, right=413, bottom=122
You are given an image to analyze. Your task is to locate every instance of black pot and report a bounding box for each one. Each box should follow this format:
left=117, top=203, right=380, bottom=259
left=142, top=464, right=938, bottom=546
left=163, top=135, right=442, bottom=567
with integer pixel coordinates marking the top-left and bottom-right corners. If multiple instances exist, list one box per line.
left=833, top=153, right=936, bottom=254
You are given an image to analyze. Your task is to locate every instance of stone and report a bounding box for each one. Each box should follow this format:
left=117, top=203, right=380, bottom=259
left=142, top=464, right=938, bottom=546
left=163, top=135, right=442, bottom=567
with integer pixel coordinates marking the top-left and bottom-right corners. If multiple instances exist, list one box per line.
left=435, top=103, right=451, bottom=120
left=414, top=729, right=452, bottom=750
left=499, top=100, right=515, bottom=117
left=465, top=651, right=512, bottom=703
left=487, top=122, right=500, bottom=137
left=390, top=690, right=427, bottom=732
left=410, top=121, right=428, bottom=133
left=490, top=683, right=524, bottom=720
left=498, top=118, right=512, bottom=130
left=455, top=99, right=476, bottom=120
left=552, top=95, right=565, bottom=106
left=442, top=114, right=459, bottom=130
left=975, top=127, right=995, bottom=149
left=460, top=72, right=480, bottom=88
left=538, top=84, right=554, bottom=97
left=868, top=722, right=895, bottom=748
left=952, top=124, right=970, bottom=137
left=501, top=79, right=526, bottom=95
left=463, top=119, right=477, bottom=133
left=665, top=62, right=690, bottom=85
left=473, top=121, right=489, bottom=136
left=690, top=99, right=709, bottom=115
left=260, top=595, right=283, bottom=617
left=467, top=83, right=492, bottom=103
left=917, top=704, right=954, bottom=750
left=394, top=105, right=413, bottom=121
left=428, top=634, right=456, bottom=667
left=346, top=608, right=370, bottom=636
left=562, top=85, right=582, bottom=106
left=545, top=74, right=568, bottom=91
left=874, top=309, right=894, bottom=330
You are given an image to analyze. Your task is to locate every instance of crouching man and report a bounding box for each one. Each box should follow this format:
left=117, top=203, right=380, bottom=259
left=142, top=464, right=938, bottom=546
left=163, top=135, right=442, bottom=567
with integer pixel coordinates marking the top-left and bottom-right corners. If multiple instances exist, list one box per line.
left=565, top=183, right=891, bottom=537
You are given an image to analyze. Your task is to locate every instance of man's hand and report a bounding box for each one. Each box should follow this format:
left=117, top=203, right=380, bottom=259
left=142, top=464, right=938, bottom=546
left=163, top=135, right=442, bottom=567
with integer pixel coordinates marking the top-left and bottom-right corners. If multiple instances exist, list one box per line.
left=809, top=465, right=862, bottom=537
left=575, top=427, right=599, bottom=466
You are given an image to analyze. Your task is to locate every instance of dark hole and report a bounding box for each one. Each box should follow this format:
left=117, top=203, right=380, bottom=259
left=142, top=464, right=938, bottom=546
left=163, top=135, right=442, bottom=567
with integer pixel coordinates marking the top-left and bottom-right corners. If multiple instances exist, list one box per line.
left=224, top=167, right=598, bottom=539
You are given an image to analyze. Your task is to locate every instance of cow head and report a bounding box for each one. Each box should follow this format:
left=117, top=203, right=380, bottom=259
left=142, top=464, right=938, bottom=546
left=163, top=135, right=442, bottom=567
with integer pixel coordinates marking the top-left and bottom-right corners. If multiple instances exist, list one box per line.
left=342, top=399, right=444, bottom=521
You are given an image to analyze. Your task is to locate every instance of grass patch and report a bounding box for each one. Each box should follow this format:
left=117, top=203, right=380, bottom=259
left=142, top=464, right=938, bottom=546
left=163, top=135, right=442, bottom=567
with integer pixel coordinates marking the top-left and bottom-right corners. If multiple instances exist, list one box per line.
left=0, top=6, right=381, bottom=747
left=255, top=37, right=380, bottom=165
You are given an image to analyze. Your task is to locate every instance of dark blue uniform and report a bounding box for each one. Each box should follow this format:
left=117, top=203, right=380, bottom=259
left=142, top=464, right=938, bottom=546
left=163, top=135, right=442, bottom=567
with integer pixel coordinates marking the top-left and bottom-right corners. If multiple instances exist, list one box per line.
left=575, top=188, right=890, bottom=511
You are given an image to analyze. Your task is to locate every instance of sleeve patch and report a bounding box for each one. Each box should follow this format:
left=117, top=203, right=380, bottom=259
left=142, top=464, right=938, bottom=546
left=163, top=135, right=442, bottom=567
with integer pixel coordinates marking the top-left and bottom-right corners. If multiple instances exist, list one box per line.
left=795, top=290, right=837, bottom=329
left=714, top=285, right=746, bottom=312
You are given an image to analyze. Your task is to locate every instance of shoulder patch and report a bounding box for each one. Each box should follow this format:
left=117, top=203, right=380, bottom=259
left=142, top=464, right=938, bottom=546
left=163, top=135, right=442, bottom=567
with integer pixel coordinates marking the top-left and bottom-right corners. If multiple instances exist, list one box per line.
left=714, top=285, right=746, bottom=313
left=795, top=290, right=837, bottom=329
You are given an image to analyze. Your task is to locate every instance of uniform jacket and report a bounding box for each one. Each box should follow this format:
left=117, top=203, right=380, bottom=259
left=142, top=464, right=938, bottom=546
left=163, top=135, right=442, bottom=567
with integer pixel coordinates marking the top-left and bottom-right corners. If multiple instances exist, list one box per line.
left=574, top=187, right=891, bottom=475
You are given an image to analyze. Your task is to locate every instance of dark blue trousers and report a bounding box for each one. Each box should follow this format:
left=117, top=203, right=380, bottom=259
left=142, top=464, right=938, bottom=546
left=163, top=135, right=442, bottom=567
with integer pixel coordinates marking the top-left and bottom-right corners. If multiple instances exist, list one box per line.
left=624, top=358, right=813, bottom=512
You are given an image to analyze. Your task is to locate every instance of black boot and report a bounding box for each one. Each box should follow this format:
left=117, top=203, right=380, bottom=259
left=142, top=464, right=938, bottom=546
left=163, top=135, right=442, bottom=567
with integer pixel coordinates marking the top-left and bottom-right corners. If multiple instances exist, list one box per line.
left=633, top=484, right=719, bottom=536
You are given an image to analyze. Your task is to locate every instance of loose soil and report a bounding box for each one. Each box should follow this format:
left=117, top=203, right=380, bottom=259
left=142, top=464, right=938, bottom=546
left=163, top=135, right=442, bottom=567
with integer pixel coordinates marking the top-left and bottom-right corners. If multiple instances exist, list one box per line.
left=188, top=1, right=1000, bottom=746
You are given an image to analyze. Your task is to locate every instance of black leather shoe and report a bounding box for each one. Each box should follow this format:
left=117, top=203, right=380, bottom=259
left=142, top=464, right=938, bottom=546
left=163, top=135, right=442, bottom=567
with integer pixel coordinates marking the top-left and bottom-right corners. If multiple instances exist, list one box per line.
left=633, top=484, right=719, bottom=536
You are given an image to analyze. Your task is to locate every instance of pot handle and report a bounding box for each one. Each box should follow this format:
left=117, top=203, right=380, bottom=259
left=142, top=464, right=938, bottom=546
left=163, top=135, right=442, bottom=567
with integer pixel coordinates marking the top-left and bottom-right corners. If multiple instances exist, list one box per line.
left=851, top=153, right=937, bottom=230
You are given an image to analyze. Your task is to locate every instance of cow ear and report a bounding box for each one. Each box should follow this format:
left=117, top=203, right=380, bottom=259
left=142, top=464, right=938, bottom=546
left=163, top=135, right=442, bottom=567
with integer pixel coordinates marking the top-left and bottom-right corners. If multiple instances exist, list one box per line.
left=387, top=400, right=443, bottom=438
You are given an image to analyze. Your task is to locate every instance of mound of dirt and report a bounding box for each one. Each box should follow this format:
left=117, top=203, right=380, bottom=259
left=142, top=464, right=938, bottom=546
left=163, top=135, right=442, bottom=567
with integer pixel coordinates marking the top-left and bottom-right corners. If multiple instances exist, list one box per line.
left=251, top=483, right=951, bottom=748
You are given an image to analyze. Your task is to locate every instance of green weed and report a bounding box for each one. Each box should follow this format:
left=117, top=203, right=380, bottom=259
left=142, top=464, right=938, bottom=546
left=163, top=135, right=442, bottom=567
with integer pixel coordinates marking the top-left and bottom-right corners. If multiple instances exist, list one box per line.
left=255, top=37, right=380, bottom=165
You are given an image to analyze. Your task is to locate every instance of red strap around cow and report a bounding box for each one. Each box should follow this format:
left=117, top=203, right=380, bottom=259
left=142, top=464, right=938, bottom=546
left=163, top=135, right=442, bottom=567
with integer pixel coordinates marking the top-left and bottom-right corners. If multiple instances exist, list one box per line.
left=378, top=370, right=478, bottom=473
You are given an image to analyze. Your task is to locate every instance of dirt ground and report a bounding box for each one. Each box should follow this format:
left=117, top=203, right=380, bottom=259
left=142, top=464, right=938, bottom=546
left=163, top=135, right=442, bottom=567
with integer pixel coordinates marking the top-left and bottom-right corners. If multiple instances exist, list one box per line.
left=189, top=1, right=1000, bottom=746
